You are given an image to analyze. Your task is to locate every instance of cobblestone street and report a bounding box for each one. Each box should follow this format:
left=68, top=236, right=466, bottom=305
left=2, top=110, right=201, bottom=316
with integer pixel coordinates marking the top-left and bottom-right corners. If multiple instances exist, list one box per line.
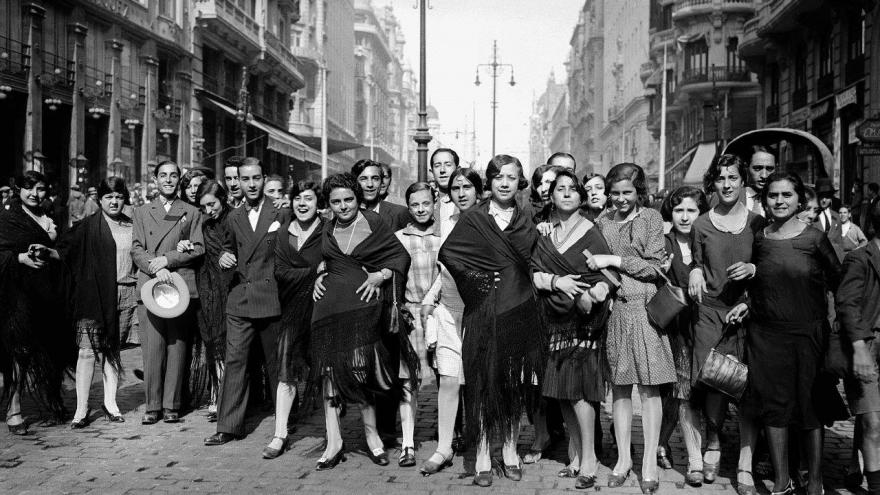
left=0, top=346, right=864, bottom=494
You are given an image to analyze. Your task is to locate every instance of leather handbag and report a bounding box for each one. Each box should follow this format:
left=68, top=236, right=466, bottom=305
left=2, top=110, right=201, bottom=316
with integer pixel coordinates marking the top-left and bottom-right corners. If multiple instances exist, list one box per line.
left=645, top=267, right=688, bottom=331
left=697, top=323, right=748, bottom=400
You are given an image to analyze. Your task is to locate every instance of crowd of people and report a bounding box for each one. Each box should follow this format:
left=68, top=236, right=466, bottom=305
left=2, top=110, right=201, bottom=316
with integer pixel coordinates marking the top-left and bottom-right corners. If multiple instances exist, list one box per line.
left=2, top=146, right=880, bottom=494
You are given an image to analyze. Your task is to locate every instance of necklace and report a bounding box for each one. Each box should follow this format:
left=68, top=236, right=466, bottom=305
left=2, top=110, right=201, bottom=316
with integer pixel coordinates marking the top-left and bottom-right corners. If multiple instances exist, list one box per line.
left=333, top=214, right=361, bottom=253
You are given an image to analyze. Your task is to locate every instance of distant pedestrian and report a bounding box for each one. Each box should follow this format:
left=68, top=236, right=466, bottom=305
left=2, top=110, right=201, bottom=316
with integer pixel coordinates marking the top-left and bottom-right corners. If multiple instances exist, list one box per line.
left=829, top=205, right=868, bottom=261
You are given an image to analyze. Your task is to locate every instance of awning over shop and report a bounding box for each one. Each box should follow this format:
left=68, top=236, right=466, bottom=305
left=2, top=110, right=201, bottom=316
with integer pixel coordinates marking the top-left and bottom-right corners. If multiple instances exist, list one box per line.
left=248, top=118, right=322, bottom=164
left=292, top=133, right=363, bottom=154
left=197, top=91, right=321, bottom=164
left=682, top=142, right=718, bottom=186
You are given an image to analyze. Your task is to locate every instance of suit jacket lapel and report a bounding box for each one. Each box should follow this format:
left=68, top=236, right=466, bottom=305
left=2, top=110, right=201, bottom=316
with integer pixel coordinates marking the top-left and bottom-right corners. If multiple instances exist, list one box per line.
left=148, top=202, right=181, bottom=248
left=238, top=198, right=275, bottom=263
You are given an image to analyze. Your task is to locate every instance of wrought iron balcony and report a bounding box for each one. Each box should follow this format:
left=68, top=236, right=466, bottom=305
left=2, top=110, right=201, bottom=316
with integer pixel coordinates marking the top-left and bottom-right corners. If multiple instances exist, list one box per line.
left=195, top=0, right=261, bottom=54
left=680, top=65, right=751, bottom=88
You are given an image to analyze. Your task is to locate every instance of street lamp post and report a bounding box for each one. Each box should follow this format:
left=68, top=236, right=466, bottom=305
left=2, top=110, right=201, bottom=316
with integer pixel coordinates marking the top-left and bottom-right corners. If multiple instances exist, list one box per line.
left=474, top=40, right=515, bottom=157
left=412, top=0, right=431, bottom=182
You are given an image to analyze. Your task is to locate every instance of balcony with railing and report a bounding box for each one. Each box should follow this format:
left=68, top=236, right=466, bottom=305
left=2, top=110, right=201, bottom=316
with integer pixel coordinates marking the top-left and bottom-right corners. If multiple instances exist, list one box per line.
left=649, top=27, right=675, bottom=56
left=37, top=51, right=76, bottom=102
left=0, top=35, right=31, bottom=85
left=679, top=65, right=752, bottom=93
left=673, top=0, right=755, bottom=20
left=79, top=65, right=113, bottom=118
left=263, top=30, right=305, bottom=89
left=291, top=44, right=322, bottom=65
left=194, top=0, right=261, bottom=54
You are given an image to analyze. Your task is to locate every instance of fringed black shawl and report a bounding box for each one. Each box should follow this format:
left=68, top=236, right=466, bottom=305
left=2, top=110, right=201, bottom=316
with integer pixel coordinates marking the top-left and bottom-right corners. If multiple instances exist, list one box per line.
left=438, top=199, right=544, bottom=443
left=309, top=210, right=411, bottom=405
left=274, top=217, right=324, bottom=384
left=0, top=202, right=74, bottom=419
left=57, top=212, right=124, bottom=372
left=530, top=216, right=616, bottom=344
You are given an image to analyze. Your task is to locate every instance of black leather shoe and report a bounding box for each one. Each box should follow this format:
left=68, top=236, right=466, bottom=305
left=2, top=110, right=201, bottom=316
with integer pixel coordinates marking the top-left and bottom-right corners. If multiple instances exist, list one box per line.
left=162, top=409, right=180, bottom=423
left=204, top=432, right=237, bottom=446
left=398, top=446, right=416, bottom=467
left=262, top=436, right=289, bottom=459
left=70, top=412, right=91, bottom=429
left=640, top=478, right=660, bottom=494
left=101, top=405, right=124, bottom=423
left=141, top=411, right=160, bottom=425
left=502, top=460, right=523, bottom=481
left=575, top=474, right=597, bottom=489
left=316, top=444, right=346, bottom=471
left=419, top=451, right=453, bottom=476
left=206, top=411, right=217, bottom=423
left=367, top=447, right=389, bottom=466
left=6, top=413, right=27, bottom=435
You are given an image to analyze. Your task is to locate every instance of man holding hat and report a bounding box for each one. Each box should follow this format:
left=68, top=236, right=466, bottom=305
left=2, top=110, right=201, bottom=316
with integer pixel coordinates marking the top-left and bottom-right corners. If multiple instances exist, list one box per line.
left=205, top=157, right=290, bottom=445
left=131, top=160, right=204, bottom=425
left=814, top=177, right=840, bottom=233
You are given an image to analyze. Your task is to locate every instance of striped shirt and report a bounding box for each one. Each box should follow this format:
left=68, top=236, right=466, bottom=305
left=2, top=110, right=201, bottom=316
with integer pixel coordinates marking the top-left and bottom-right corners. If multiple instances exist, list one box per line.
left=395, top=223, right=441, bottom=305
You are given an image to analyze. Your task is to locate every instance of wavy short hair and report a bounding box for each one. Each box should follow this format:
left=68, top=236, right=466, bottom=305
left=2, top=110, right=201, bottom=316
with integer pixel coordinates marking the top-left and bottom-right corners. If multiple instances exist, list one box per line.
left=96, top=176, right=131, bottom=205
left=15, top=170, right=47, bottom=190
left=547, top=168, right=587, bottom=205
left=322, top=172, right=363, bottom=205
left=529, top=164, right=563, bottom=203
left=660, top=185, right=709, bottom=222
left=196, top=179, right=229, bottom=209
left=761, top=171, right=807, bottom=211
left=485, top=154, right=528, bottom=191
left=289, top=180, right=325, bottom=209
left=447, top=167, right=483, bottom=194
left=351, top=159, right=384, bottom=179
left=703, top=153, right=747, bottom=195
left=405, top=181, right=435, bottom=204
left=605, top=162, right=649, bottom=206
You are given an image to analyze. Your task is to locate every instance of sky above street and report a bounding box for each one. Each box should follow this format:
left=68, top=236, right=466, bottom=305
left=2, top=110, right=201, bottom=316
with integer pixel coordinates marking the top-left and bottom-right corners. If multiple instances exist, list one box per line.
left=377, top=0, right=584, bottom=171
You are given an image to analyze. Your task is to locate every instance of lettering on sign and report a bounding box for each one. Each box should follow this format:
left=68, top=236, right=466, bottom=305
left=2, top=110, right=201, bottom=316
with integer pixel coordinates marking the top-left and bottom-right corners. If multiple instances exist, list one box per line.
left=88, top=0, right=129, bottom=16
left=857, top=144, right=880, bottom=156
left=836, top=87, right=858, bottom=109
left=857, top=119, right=880, bottom=143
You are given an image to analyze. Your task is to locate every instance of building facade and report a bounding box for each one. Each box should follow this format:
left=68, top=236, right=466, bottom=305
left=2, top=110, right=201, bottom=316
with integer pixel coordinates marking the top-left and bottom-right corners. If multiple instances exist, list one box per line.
left=288, top=0, right=359, bottom=179
left=353, top=0, right=417, bottom=200
left=598, top=0, right=655, bottom=179
left=739, top=0, right=879, bottom=204
left=0, top=0, right=193, bottom=190
left=566, top=0, right=604, bottom=175
left=529, top=73, right=567, bottom=169
left=645, top=0, right=760, bottom=189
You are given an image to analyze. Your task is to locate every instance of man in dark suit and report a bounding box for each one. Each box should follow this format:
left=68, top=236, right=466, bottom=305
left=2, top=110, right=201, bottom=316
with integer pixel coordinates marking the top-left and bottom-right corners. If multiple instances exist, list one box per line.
left=205, top=157, right=290, bottom=445
left=131, top=160, right=205, bottom=424
left=814, top=177, right=840, bottom=233
left=353, top=159, right=410, bottom=231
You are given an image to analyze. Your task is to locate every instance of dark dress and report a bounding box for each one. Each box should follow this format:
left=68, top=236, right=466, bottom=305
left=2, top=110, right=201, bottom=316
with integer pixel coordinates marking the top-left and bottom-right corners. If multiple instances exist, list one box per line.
left=745, top=226, right=841, bottom=428
left=309, top=210, right=411, bottom=405
left=0, top=202, right=74, bottom=419
left=531, top=214, right=614, bottom=403
left=664, top=232, right=696, bottom=400
left=194, top=211, right=233, bottom=397
left=689, top=212, right=764, bottom=390
left=439, top=199, right=544, bottom=443
left=274, top=218, right=323, bottom=383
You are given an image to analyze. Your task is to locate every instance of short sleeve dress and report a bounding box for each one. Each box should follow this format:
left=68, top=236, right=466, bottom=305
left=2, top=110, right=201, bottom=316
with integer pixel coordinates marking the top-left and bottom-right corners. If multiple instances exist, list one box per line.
left=597, top=208, right=675, bottom=386
left=745, top=226, right=841, bottom=428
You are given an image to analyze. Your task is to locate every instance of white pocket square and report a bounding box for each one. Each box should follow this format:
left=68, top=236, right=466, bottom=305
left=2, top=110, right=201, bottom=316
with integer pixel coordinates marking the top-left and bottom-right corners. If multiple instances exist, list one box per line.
left=268, top=220, right=281, bottom=233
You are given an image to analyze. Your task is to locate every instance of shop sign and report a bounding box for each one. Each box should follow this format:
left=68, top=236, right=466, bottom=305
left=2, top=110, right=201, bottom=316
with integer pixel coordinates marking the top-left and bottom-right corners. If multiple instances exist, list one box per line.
left=857, top=119, right=880, bottom=143
left=809, top=101, right=832, bottom=121
left=858, top=144, right=880, bottom=156
left=836, top=87, right=859, bottom=109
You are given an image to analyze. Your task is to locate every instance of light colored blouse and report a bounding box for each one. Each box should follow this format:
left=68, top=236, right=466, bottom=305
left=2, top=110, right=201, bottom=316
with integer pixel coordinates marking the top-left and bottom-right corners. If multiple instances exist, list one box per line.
left=104, top=213, right=136, bottom=284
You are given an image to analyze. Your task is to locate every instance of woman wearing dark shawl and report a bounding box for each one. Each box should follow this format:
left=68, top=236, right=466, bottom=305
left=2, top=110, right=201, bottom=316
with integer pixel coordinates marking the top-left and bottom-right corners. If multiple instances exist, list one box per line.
left=190, top=180, right=233, bottom=420
left=439, top=154, right=543, bottom=487
left=58, top=177, right=136, bottom=428
left=261, top=180, right=325, bottom=460
left=531, top=169, right=615, bottom=489
left=0, top=171, right=73, bottom=434
left=309, top=173, right=411, bottom=470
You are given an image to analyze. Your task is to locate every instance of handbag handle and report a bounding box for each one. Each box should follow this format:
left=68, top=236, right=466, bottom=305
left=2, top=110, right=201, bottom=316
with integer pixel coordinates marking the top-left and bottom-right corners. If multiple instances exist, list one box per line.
left=712, top=322, right=743, bottom=357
